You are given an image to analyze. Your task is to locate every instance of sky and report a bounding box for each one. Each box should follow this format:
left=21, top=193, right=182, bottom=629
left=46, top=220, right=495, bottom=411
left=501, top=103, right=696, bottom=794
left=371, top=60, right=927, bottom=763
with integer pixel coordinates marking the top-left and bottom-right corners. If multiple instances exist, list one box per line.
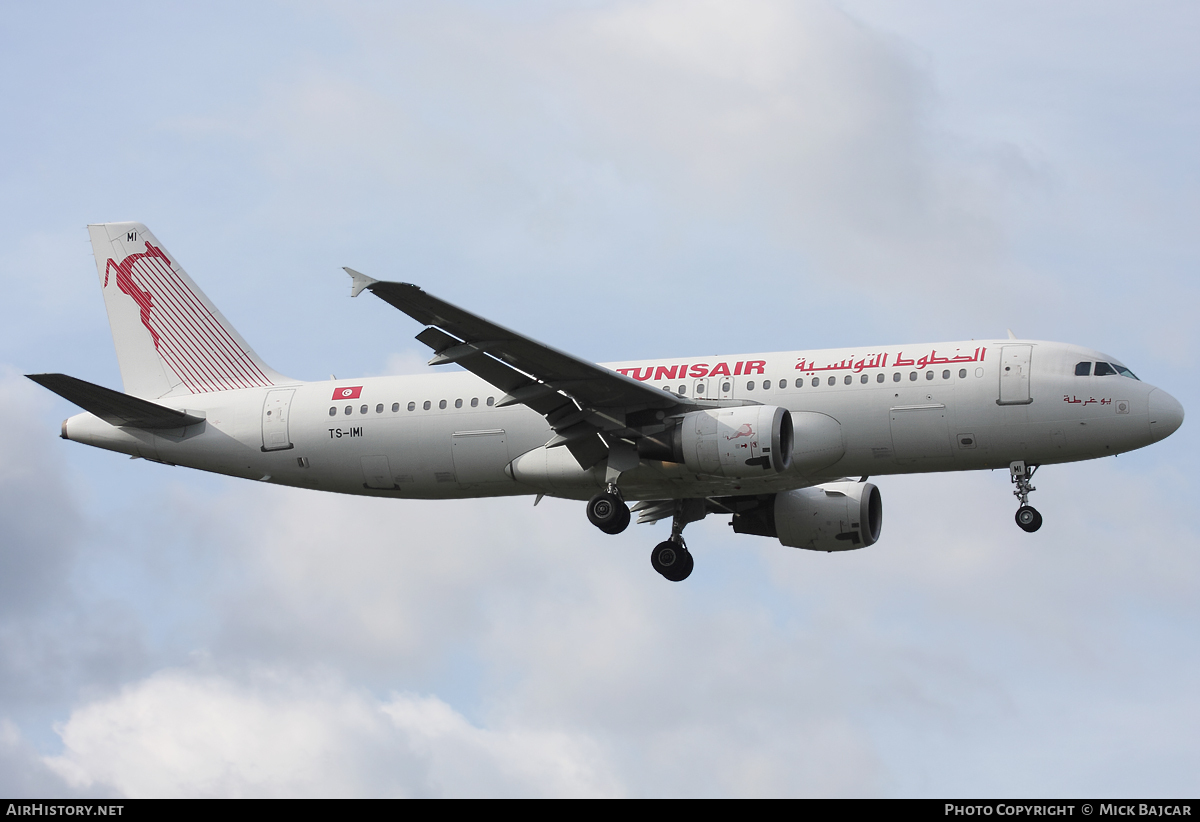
left=0, top=0, right=1197, bottom=798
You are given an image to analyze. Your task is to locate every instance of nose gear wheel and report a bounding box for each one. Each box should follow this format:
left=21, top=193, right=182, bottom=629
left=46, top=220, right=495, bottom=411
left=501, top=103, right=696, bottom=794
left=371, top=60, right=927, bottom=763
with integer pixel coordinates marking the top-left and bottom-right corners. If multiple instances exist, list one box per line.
left=1015, top=505, right=1042, bottom=532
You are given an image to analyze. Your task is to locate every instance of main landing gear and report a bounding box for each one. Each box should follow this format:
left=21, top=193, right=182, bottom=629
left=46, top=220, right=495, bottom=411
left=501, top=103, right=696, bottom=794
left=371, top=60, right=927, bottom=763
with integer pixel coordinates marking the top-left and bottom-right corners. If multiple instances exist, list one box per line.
left=585, top=491, right=704, bottom=582
left=648, top=499, right=706, bottom=582
left=1010, top=461, right=1043, bottom=533
left=651, top=539, right=693, bottom=582
left=587, top=485, right=630, bottom=534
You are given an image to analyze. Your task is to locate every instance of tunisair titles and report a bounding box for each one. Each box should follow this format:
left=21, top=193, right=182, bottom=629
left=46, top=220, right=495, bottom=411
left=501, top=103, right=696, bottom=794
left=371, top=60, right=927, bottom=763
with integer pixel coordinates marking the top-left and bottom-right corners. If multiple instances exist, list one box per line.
left=612, top=347, right=987, bottom=381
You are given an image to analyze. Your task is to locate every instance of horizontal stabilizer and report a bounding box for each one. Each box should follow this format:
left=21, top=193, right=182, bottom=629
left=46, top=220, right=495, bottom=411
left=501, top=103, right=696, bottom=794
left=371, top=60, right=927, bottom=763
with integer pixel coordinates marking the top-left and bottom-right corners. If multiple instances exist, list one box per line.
left=27, top=373, right=204, bottom=429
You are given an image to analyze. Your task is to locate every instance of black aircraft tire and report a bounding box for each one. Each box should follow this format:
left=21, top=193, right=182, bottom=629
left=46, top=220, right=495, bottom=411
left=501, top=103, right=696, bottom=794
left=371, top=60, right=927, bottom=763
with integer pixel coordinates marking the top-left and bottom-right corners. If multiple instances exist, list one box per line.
left=587, top=492, right=625, bottom=532
left=674, top=549, right=694, bottom=581
left=598, top=503, right=631, bottom=535
left=651, top=541, right=693, bottom=581
left=1015, top=505, right=1043, bottom=533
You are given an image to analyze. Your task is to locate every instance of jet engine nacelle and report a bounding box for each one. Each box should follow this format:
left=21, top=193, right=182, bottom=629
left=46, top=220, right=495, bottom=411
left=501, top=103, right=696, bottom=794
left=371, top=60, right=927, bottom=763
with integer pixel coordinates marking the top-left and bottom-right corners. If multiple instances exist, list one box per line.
left=732, top=480, right=883, bottom=551
left=667, top=405, right=794, bottom=477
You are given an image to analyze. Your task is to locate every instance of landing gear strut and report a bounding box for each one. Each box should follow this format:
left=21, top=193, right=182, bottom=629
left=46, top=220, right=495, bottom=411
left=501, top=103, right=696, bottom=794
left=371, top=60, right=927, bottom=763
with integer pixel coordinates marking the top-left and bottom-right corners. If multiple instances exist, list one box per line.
left=1010, top=461, right=1042, bottom=533
left=587, top=485, right=630, bottom=535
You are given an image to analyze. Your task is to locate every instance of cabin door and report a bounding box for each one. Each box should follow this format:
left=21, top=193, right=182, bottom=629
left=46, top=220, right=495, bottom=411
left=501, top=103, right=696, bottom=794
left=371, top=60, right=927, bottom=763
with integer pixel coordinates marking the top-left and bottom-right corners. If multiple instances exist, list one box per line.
left=998, top=345, right=1033, bottom=405
left=261, top=389, right=295, bottom=452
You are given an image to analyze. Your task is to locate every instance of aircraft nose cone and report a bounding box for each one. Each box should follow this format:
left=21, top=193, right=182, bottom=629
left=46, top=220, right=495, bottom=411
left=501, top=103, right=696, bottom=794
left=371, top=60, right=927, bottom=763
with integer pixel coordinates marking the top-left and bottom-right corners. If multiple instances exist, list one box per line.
left=1148, top=388, right=1184, bottom=442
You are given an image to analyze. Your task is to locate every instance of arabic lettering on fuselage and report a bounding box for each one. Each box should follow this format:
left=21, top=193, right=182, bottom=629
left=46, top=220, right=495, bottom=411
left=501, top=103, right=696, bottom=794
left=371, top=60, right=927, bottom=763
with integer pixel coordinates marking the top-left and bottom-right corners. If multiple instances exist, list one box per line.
left=794, top=347, right=986, bottom=373
left=613, top=348, right=987, bottom=382
left=1063, top=395, right=1112, bottom=406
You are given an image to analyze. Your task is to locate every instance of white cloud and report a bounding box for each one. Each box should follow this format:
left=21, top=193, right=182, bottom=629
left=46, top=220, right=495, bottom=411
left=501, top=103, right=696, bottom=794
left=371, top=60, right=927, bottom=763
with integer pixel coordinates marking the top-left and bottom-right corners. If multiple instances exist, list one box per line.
left=45, top=669, right=616, bottom=798
left=0, top=371, right=82, bottom=614
left=67, top=449, right=1187, bottom=797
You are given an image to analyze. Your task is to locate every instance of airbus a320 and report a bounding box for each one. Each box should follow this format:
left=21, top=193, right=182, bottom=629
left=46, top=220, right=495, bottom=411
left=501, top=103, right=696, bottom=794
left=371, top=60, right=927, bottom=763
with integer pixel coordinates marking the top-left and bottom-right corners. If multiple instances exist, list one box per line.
left=29, top=223, right=1185, bottom=581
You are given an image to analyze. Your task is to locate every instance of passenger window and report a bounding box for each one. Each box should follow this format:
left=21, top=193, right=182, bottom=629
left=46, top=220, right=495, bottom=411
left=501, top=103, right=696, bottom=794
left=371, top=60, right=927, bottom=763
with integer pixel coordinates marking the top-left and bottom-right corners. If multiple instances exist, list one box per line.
left=678, top=385, right=686, bottom=395
left=909, top=372, right=918, bottom=381
left=359, top=405, right=367, bottom=414
left=723, top=381, right=732, bottom=392
left=925, top=371, right=934, bottom=381
left=487, top=397, right=495, bottom=406
left=843, top=375, right=852, bottom=385
left=1094, top=362, right=1116, bottom=376
left=328, top=407, right=336, bottom=417
left=763, top=380, right=771, bottom=390
left=455, top=399, right=463, bottom=409
left=376, top=404, right=384, bottom=413
left=471, top=398, right=479, bottom=407
left=876, top=373, right=885, bottom=383
left=827, top=376, right=836, bottom=386
left=893, top=373, right=901, bottom=383
left=1075, top=362, right=1092, bottom=376
left=811, top=377, right=819, bottom=387
left=746, top=381, right=755, bottom=390
left=408, top=402, right=416, bottom=411
left=391, top=403, right=399, bottom=412
left=423, top=401, right=431, bottom=411
left=439, top=400, right=447, bottom=409
left=942, top=370, right=950, bottom=380
left=344, top=405, right=352, bottom=415
left=860, top=374, right=868, bottom=384
left=959, top=369, right=967, bottom=379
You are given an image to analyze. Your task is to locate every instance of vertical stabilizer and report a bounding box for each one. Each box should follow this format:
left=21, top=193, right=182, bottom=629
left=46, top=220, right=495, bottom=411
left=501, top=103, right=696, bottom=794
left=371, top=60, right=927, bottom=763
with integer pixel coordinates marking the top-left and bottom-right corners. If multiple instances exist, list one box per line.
left=88, top=222, right=287, bottom=398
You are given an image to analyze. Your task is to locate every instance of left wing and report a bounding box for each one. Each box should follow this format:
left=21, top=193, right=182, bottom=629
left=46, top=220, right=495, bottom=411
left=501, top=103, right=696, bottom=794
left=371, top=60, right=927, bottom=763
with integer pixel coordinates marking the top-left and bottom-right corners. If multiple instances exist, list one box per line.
left=346, top=270, right=737, bottom=470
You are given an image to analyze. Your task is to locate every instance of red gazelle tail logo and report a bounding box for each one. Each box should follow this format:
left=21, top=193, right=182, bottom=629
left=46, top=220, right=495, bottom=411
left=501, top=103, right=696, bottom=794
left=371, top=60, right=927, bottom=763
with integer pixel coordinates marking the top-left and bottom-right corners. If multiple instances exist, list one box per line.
left=103, top=242, right=273, bottom=393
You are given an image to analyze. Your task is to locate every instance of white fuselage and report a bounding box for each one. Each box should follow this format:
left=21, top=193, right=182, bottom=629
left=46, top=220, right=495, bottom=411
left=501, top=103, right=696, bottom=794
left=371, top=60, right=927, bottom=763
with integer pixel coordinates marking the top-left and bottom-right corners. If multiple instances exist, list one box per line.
left=63, top=339, right=1173, bottom=502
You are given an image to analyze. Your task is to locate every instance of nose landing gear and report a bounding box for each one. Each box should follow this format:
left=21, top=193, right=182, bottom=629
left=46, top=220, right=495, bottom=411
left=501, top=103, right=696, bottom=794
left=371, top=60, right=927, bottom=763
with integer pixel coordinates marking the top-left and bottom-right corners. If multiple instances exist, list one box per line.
left=1010, top=461, right=1042, bottom=533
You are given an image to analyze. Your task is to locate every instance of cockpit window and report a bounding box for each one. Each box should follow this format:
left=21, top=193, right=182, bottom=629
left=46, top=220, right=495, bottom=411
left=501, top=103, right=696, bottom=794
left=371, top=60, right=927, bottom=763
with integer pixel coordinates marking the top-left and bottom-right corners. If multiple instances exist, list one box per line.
left=1079, top=360, right=1138, bottom=379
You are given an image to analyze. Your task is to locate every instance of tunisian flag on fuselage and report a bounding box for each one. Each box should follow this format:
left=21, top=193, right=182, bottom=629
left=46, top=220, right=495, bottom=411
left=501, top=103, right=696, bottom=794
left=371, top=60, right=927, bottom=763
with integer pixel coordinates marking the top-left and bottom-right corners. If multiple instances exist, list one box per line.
left=332, top=386, right=363, bottom=400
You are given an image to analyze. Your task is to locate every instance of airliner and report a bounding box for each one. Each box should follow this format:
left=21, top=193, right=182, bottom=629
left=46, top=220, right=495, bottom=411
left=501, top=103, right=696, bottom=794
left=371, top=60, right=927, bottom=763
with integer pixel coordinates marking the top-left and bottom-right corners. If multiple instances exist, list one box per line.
left=28, top=223, right=1185, bottom=581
